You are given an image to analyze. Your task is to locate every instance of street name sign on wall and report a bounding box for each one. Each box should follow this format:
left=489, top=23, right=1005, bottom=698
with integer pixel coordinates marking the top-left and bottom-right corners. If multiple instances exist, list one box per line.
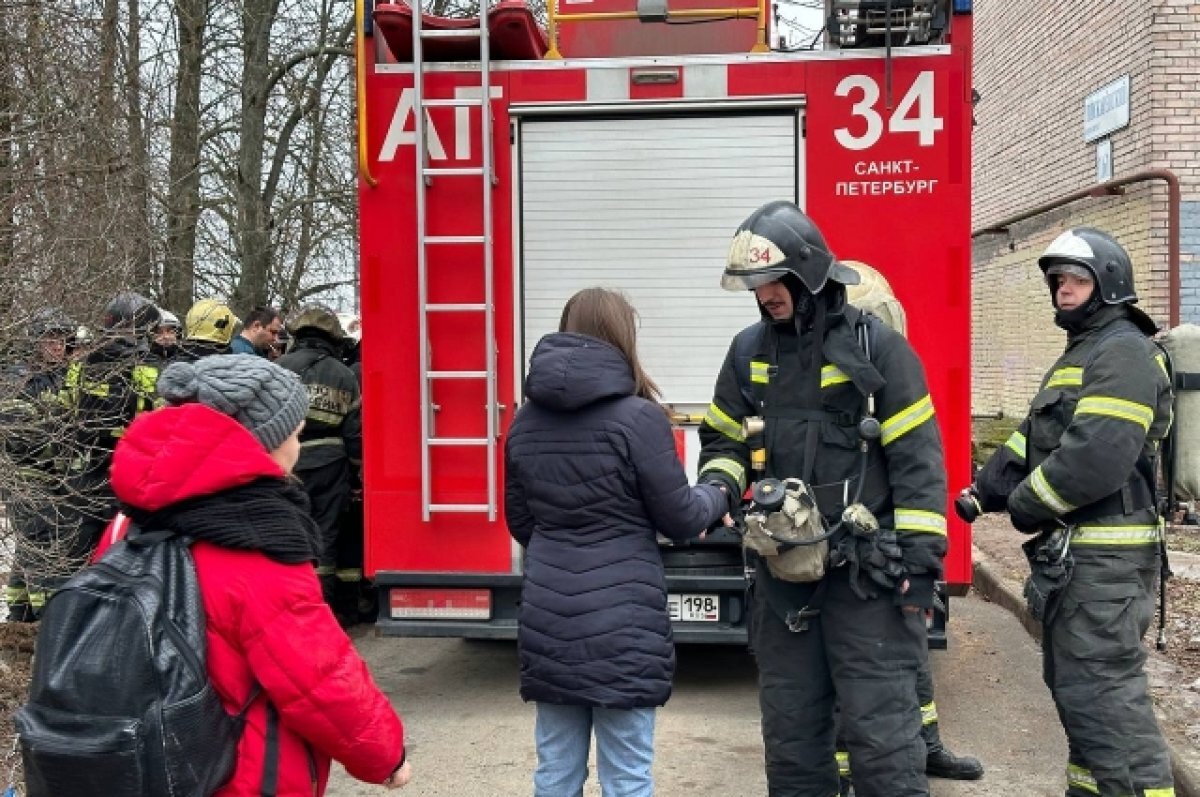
left=1083, top=75, right=1130, bottom=143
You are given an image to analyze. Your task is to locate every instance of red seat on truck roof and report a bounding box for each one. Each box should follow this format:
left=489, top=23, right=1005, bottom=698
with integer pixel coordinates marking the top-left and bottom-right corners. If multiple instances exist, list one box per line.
left=373, top=0, right=549, bottom=62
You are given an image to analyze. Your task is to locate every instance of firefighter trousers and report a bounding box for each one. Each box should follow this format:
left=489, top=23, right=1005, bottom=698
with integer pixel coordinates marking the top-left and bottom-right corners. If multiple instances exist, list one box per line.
left=296, top=459, right=350, bottom=601
left=751, top=568, right=928, bottom=797
left=1043, top=549, right=1173, bottom=797
left=6, top=481, right=102, bottom=618
left=836, top=648, right=940, bottom=775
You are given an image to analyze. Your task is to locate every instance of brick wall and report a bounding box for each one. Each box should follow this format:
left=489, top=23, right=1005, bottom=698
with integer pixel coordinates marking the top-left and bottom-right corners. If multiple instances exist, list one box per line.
left=1149, top=1, right=1200, bottom=321
left=973, top=190, right=1155, bottom=418
left=973, top=0, right=1156, bottom=228
left=970, top=0, right=1195, bottom=416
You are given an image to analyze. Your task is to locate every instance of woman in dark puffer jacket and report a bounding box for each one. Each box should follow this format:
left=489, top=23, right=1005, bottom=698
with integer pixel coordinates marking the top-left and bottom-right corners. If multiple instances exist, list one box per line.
left=505, top=287, right=730, bottom=797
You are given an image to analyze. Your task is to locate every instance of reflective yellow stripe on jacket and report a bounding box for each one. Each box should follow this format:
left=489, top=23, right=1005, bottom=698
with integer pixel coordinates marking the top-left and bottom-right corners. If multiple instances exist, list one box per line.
left=132, top=364, right=160, bottom=411
left=750, top=360, right=769, bottom=385
left=307, top=407, right=346, bottom=427
left=699, top=458, right=747, bottom=493
left=894, top=508, right=947, bottom=536
left=880, top=395, right=934, bottom=446
left=1071, top=522, right=1163, bottom=547
left=1046, top=367, right=1083, bottom=389
left=1075, top=395, right=1155, bottom=433
left=703, top=403, right=744, bottom=443
left=821, top=365, right=850, bottom=389
left=301, top=438, right=345, bottom=449
left=1029, top=465, right=1075, bottom=514
left=1005, top=430, right=1027, bottom=460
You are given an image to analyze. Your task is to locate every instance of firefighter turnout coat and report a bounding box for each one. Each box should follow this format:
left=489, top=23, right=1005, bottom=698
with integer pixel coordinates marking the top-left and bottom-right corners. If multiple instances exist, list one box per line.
left=277, top=336, right=362, bottom=472
left=981, top=304, right=1170, bottom=542
left=698, top=302, right=948, bottom=597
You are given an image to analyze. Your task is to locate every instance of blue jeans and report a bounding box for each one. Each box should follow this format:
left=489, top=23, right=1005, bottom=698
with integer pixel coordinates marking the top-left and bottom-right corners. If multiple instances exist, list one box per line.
left=533, top=702, right=656, bottom=797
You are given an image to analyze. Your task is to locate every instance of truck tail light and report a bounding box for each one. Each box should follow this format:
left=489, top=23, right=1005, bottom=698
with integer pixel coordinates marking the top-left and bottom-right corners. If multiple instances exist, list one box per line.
left=389, top=588, right=492, bottom=620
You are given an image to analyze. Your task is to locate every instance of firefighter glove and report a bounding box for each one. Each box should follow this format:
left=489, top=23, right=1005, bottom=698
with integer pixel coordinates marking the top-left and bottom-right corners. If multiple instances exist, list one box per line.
left=897, top=572, right=936, bottom=610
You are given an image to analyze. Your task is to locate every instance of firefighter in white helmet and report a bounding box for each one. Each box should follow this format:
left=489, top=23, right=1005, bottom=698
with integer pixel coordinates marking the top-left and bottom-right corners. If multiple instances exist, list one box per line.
left=966, top=228, right=1174, bottom=796
left=698, top=201, right=947, bottom=796
left=150, top=308, right=182, bottom=363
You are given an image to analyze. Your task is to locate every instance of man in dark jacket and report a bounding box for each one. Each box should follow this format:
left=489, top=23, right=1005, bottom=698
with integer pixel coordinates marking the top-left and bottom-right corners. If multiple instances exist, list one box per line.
left=967, top=228, right=1173, bottom=797
left=231, top=305, right=282, bottom=356
left=698, top=201, right=946, bottom=797
left=2, top=307, right=76, bottom=620
left=277, top=304, right=363, bottom=616
left=58, top=292, right=161, bottom=584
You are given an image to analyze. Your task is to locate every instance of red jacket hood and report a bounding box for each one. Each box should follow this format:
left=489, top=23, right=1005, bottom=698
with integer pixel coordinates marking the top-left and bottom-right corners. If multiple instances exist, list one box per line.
left=111, top=403, right=285, bottom=512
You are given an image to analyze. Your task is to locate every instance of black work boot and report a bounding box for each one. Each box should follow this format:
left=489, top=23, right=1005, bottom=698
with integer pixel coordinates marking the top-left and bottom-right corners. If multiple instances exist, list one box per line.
left=7, top=601, right=37, bottom=623
left=926, top=743, right=984, bottom=780
left=922, top=719, right=984, bottom=780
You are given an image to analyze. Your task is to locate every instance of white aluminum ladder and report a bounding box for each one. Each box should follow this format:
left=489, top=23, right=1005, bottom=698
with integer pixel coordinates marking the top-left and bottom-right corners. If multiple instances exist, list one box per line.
left=411, top=0, right=498, bottom=521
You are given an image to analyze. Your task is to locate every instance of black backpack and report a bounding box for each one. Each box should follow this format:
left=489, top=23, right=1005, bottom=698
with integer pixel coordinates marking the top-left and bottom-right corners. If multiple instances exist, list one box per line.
left=16, top=527, right=255, bottom=797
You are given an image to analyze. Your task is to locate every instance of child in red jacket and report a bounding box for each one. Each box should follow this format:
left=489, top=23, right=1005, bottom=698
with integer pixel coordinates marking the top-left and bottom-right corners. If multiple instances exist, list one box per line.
left=105, top=354, right=411, bottom=795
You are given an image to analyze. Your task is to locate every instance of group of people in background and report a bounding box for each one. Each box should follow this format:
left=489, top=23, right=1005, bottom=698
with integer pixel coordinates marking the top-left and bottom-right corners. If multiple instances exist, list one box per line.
left=3, top=292, right=409, bottom=794
left=2, top=293, right=371, bottom=628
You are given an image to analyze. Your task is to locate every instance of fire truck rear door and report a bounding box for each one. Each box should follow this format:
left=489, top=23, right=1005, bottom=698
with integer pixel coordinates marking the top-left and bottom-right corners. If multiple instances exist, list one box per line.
left=515, top=108, right=801, bottom=478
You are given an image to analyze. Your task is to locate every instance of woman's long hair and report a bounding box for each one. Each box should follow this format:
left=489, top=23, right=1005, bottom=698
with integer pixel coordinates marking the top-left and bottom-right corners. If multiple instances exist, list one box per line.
left=558, top=287, right=661, bottom=403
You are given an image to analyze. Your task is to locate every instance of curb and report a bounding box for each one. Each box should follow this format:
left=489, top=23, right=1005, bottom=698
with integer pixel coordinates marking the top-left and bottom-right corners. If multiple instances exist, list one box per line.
left=971, top=547, right=1200, bottom=797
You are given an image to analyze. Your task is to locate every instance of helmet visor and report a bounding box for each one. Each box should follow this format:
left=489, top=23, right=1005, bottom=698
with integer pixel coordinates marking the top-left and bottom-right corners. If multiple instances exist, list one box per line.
left=1043, top=261, right=1095, bottom=282
left=721, top=266, right=792, bottom=292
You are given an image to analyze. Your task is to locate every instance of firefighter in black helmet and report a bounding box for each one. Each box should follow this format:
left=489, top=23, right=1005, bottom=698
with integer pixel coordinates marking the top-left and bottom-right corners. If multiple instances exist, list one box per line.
left=277, top=304, right=363, bottom=621
left=1, top=307, right=76, bottom=620
left=698, top=201, right=947, bottom=796
left=968, top=228, right=1173, bottom=796
left=56, top=292, right=162, bottom=587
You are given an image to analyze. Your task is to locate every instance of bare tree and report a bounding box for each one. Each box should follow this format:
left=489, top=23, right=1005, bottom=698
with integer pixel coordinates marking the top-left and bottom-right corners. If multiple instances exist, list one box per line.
left=162, top=0, right=210, bottom=311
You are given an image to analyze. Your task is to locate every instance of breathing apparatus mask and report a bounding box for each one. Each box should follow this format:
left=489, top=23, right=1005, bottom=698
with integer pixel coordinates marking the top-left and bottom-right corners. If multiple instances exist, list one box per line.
left=738, top=344, right=894, bottom=590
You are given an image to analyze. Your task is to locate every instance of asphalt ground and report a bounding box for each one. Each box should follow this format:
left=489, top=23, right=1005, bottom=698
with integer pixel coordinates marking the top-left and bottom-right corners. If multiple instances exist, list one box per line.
left=327, top=587, right=1084, bottom=796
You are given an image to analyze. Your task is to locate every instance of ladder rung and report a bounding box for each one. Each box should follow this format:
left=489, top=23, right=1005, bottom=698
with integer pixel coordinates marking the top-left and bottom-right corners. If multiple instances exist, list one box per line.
left=420, top=28, right=482, bottom=40
left=429, top=503, right=493, bottom=513
left=422, top=98, right=485, bottom=108
left=429, top=437, right=489, bottom=446
left=427, top=303, right=488, bottom=312
left=426, top=235, right=485, bottom=244
left=424, top=167, right=485, bottom=177
left=428, top=370, right=489, bottom=379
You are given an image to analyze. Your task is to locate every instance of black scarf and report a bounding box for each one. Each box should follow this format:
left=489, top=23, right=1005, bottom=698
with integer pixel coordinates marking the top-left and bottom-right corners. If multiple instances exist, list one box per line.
left=125, top=477, right=322, bottom=564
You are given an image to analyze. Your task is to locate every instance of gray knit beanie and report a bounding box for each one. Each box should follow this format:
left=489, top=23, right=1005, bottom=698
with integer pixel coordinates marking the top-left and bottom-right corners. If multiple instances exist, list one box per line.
left=157, top=354, right=309, bottom=451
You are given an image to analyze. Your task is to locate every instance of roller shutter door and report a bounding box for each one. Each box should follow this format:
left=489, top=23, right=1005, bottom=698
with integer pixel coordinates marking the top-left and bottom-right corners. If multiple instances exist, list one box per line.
left=519, top=111, right=801, bottom=410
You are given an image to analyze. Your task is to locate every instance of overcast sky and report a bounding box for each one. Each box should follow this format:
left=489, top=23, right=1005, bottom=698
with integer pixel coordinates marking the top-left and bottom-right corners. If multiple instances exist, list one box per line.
left=775, top=1, right=824, bottom=49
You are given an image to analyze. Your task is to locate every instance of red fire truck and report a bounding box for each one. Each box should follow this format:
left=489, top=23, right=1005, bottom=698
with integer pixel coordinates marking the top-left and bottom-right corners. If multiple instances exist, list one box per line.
left=356, top=0, right=974, bottom=644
